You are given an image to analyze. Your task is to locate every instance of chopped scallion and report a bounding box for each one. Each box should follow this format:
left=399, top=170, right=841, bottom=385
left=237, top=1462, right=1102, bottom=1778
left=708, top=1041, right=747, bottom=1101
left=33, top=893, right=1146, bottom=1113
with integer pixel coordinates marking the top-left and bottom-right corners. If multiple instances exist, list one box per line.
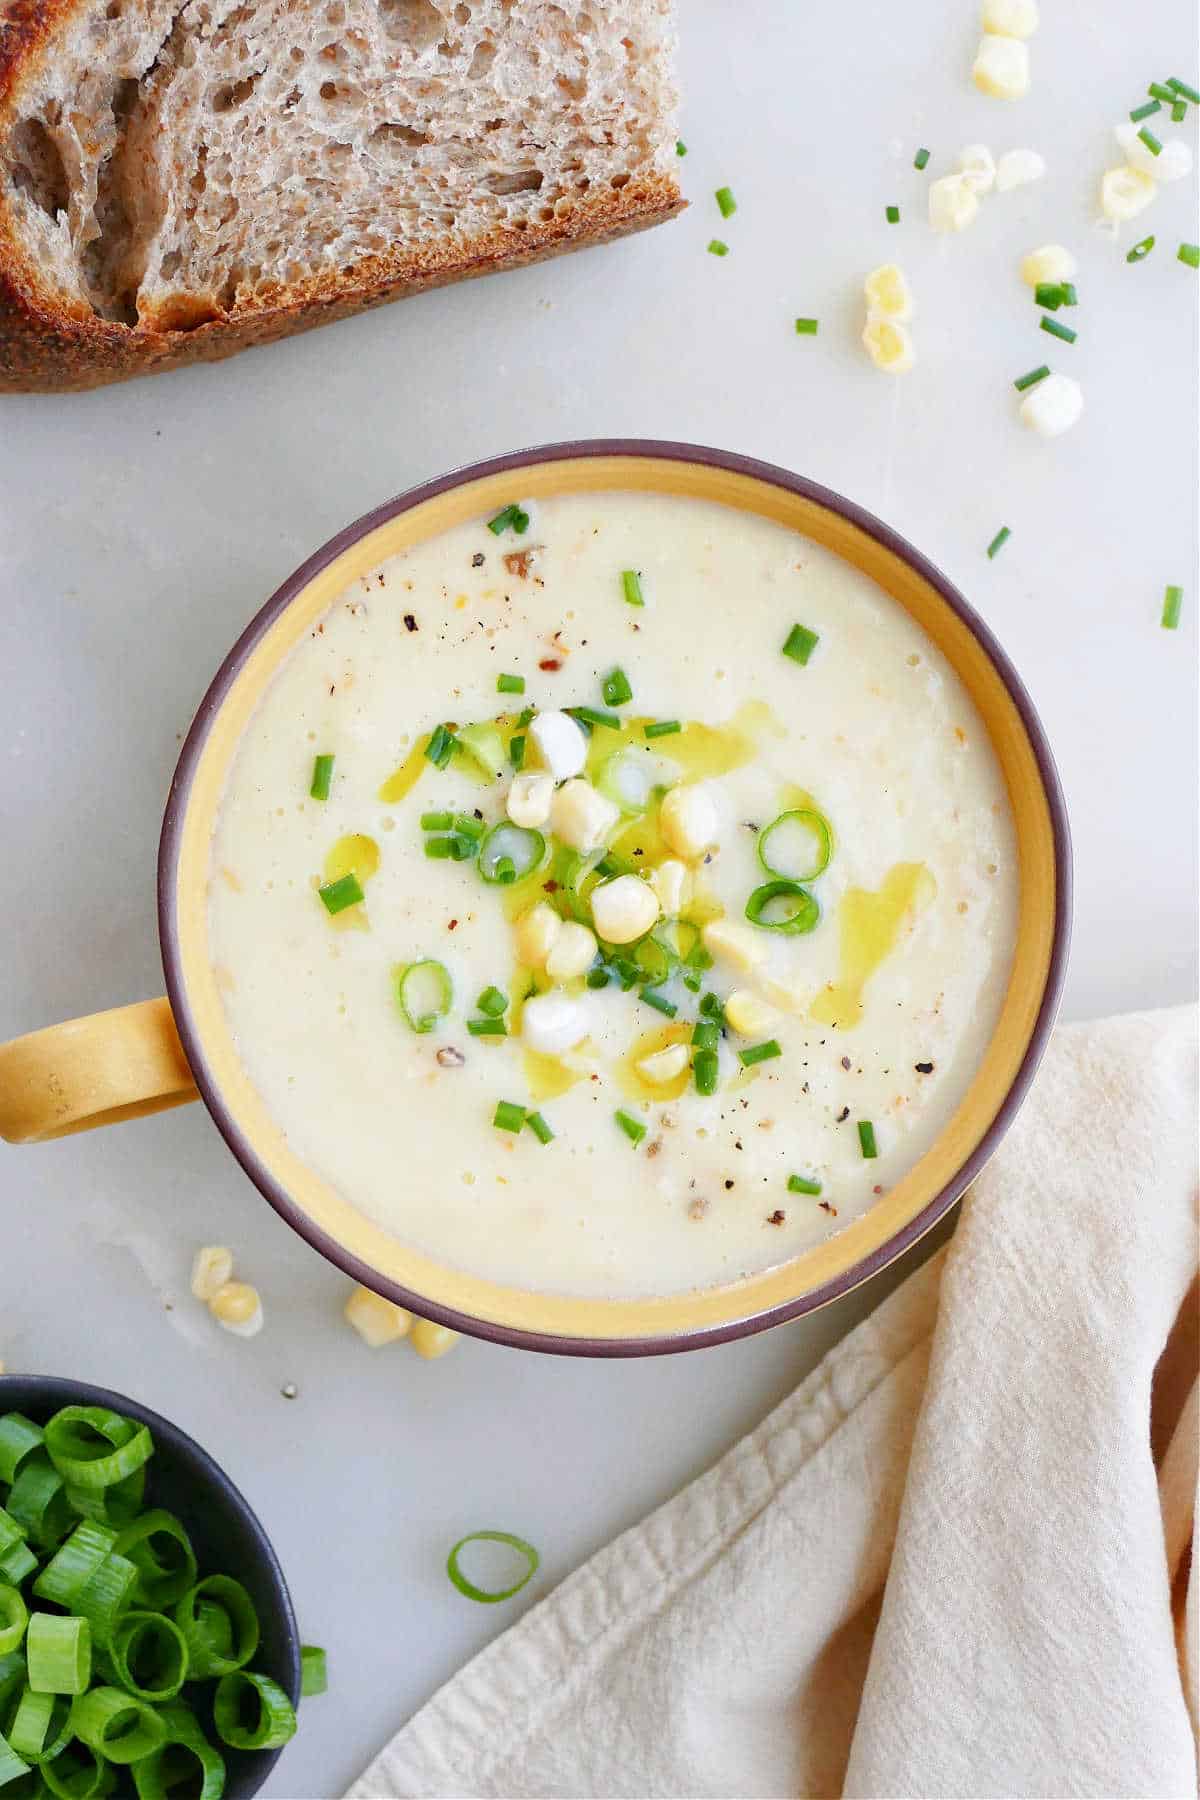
left=914, top=146, right=931, bottom=170
left=1129, top=98, right=1161, bottom=121
left=602, top=667, right=633, bottom=706
left=476, top=986, right=508, bottom=1017
left=309, top=754, right=334, bottom=802
left=691, top=1021, right=719, bottom=1050
left=738, top=1039, right=781, bottom=1068
left=421, top=811, right=452, bottom=831
left=468, top=1017, right=507, bottom=1037
left=395, top=961, right=453, bottom=1034
left=1060, top=283, right=1078, bottom=306
left=497, top=673, right=525, bottom=695
left=858, top=1120, right=879, bottom=1159
left=1034, top=281, right=1064, bottom=309
left=707, top=239, right=730, bottom=257
left=425, top=723, right=458, bottom=769
left=493, top=1101, right=526, bottom=1133
left=1167, top=77, right=1200, bottom=104
left=526, top=1111, right=555, bottom=1145
left=509, top=734, right=526, bottom=770
left=621, top=569, right=645, bottom=606
left=641, top=988, right=678, bottom=1018
left=692, top=1049, right=719, bottom=1096
left=614, top=1109, right=647, bottom=1147
left=675, top=139, right=687, bottom=156
left=1040, top=315, right=1077, bottom=344
left=446, top=1531, right=539, bottom=1604
left=885, top=204, right=900, bottom=224
left=643, top=719, right=682, bottom=739
left=1126, top=236, right=1155, bottom=263
left=1178, top=242, right=1200, bottom=268
left=794, top=317, right=819, bottom=335
left=1137, top=126, right=1163, bottom=155
left=1171, top=98, right=1187, bottom=121
left=1013, top=364, right=1050, bottom=392
left=318, top=873, right=364, bottom=915
left=715, top=186, right=737, bottom=218
left=1147, top=82, right=1176, bottom=102
left=986, top=527, right=1011, bottom=560
left=782, top=622, right=819, bottom=666
left=567, top=705, right=622, bottom=732
left=787, top=1174, right=823, bottom=1196
left=487, top=504, right=530, bottom=537
left=1161, top=586, right=1183, bottom=630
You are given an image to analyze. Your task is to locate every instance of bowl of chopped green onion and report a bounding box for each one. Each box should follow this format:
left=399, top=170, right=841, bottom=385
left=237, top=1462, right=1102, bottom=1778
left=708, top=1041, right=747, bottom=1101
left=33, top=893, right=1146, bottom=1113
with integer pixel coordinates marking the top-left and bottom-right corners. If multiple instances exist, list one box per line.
left=0, top=1375, right=304, bottom=1798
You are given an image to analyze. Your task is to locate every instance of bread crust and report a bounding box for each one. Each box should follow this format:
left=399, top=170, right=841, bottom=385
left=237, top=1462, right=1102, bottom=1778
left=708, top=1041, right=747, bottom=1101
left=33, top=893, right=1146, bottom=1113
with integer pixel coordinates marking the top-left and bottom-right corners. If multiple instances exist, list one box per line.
left=0, top=134, right=683, bottom=392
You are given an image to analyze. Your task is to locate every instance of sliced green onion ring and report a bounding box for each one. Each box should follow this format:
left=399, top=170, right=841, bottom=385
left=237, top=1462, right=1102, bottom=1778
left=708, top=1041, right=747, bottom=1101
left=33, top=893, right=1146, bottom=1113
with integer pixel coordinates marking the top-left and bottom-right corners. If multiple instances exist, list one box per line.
left=395, top=960, right=454, bottom=1034
left=33, top=1521, right=117, bottom=1609
left=756, top=809, right=832, bottom=882
left=0, top=1586, right=26, bottom=1656
left=26, top=1614, right=91, bottom=1695
left=301, top=1644, right=328, bottom=1697
left=213, top=1669, right=298, bottom=1751
left=0, top=1415, right=44, bottom=1485
left=74, top=1549, right=138, bottom=1649
left=108, top=1610, right=189, bottom=1703
left=133, top=1707, right=226, bottom=1800
left=478, top=823, right=546, bottom=886
left=69, top=1686, right=167, bottom=1764
left=174, top=1576, right=260, bottom=1680
left=113, top=1510, right=197, bottom=1611
left=43, top=1408, right=153, bottom=1493
left=8, top=1685, right=71, bottom=1762
left=446, top=1531, right=540, bottom=1604
left=0, top=1732, right=28, bottom=1787
left=65, top=1462, right=146, bottom=1527
left=745, top=879, right=820, bottom=935
left=5, top=1454, right=73, bottom=1551
left=42, top=1746, right=113, bottom=1800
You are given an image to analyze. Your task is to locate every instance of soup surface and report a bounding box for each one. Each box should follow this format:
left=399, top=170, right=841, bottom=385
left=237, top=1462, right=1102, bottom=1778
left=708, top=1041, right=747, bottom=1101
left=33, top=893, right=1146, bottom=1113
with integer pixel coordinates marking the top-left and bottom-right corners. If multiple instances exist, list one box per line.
left=207, top=491, right=1018, bottom=1298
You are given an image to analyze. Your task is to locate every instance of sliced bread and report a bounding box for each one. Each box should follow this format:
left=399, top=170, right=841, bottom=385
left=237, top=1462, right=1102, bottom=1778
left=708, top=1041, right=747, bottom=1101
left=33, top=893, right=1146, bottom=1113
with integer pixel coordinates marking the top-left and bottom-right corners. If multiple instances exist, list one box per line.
left=0, top=0, right=681, bottom=391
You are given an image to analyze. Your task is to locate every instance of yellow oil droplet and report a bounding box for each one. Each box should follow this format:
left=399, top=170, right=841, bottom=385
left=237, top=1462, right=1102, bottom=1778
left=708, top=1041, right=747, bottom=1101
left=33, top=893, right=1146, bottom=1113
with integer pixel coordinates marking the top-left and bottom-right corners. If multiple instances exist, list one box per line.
left=616, top=1022, right=692, bottom=1102
left=584, top=700, right=780, bottom=789
left=378, top=734, right=432, bottom=803
left=522, top=1048, right=590, bottom=1103
left=777, top=781, right=818, bottom=814
left=809, top=863, right=936, bottom=1029
left=321, top=834, right=380, bottom=933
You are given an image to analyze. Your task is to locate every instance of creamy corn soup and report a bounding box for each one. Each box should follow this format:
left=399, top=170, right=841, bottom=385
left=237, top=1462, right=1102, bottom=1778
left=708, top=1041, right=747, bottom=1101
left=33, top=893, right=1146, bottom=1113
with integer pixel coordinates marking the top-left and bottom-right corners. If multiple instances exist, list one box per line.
left=207, top=492, right=1018, bottom=1299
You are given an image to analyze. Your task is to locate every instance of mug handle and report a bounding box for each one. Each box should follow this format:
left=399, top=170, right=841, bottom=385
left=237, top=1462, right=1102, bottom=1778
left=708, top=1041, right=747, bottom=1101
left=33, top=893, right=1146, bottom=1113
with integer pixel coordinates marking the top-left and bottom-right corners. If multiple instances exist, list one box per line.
left=0, top=999, right=199, bottom=1144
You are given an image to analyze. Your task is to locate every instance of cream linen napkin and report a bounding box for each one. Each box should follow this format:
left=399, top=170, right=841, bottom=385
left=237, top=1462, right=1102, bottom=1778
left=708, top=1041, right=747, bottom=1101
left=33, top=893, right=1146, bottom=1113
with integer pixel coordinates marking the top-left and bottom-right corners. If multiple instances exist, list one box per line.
left=348, top=1006, right=1199, bottom=1800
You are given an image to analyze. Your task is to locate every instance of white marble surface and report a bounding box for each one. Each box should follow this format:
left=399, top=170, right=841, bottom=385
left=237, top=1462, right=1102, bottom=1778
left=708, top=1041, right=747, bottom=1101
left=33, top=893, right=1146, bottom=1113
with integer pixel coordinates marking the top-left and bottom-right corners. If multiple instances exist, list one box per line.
left=0, top=3, right=1195, bottom=1795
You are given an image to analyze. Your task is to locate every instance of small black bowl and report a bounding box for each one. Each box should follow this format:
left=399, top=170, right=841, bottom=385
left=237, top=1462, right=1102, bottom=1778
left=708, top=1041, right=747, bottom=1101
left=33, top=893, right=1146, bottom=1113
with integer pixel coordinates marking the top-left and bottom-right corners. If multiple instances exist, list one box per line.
left=0, top=1374, right=301, bottom=1798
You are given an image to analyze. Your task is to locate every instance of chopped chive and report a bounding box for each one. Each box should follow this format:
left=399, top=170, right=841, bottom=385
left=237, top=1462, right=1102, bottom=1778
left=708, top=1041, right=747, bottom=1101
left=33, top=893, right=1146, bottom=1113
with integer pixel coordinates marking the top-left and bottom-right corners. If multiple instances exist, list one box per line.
left=1178, top=242, right=1200, bottom=268
left=497, top=673, right=525, bottom=695
left=453, top=813, right=485, bottom=842
left=424, top=837, right=452, bottom=859
left=309, top=754, right=334, bottom=801
left=614, top=1109, right=647, bottom=1147
left=986, top=527, right=1011, bottom=560
left=493, top=1101, right=526, bottom=1132
left=1126, top=236, right=1155, bottom=263
left=508, top=734, right=526, bottom=770
left=568, top=705, right=622, bottom=731
left=1167, top=77, right=1200, bottom=104
left=1013, top=363, right=1050, bottom=392
left=794, top=317, right=819, bottom=335
left=1034, top=281, right=1064, bottom=310
left=586, top=966, right=611, bottom=989
left=644, top=719, right=682, bottom=739
left=476, top=986, right=508, bottom=1016
left=1161, top=586, right=1183, bottom=630
left=516, top=706, right=535, bottom=728
left=699, top=991, right=726, bottom=1025
left=913, top=147, right=931, bottom=170
left=787, top=1174, right=823, bottom=1196
left=526, top=1111, right=555, bottom=1144
left=1147, top=82, right=1176, bottom=102
left=707, top=239, right=730, bottom=257
left=421, top=810, right=452, bottom=831
left=602, top=667, right=633, bottom=706
left=1060, top=282, right=1078, bottom=306
left=641, top=988, right=678, bottom=1018
left=621, top=569, right=645, bottom=607
left=317, top=873, right=364, bottom=915
left=675, top=139, right=687, bottom=156
left=1137, top=126, right=1163, bottom=155
left=691, top=1021, right=719, bottom=1050
left=782, top=622, right=819, bottom=666
left=468, top=1017, right=507, bottom=1037
left=487, top=504, right=529, bottom=536
left=714, top=186, right=737, bottom=218
left=738, top=1039, right=781, bottom=1068
left=1171, top=98, right=1187, bottom=121
left=1129, top=99, right=1162, bottom=121
left=692, top=1049, right=719, bottom=1096
left=857, top=1120, right=878, bottom=1159
left=425, top=724, right=458, bottom=769
left=1040, top=315, right=1077, bottom=344
left=885, top=204, right=900, bottom=224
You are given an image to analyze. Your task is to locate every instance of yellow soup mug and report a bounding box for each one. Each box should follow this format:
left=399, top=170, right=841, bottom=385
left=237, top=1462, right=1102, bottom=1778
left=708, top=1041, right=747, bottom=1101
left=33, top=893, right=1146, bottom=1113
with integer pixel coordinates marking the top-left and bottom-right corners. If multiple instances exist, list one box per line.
left=0, top=442, right=1071, bottom=1355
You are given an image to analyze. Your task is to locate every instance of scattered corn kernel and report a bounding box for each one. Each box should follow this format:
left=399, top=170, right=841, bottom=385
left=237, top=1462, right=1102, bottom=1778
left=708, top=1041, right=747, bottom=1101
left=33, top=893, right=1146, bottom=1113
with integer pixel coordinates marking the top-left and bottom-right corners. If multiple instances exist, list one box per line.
left=862, top=316, right=916, bottom=373
left=550, top=777, right=620, bottom=853
left=1114, top=122, right=1193, bottom=182
left=1019, top=372, right=1084, bottom=437
left=649, top=858, right=691, bottom=916
left=344, top=1285, right=411, bottom=1347
left=1100, top=165, right=1158, bottom=221
left=209, top=1281, right=264, bottom=1338
left=513, top=902, right=561, bottom=969
left=520, top=990, right=590, bottom=1055
left=635, top=1044, right=690, bottom=1085
left=506, top=770, right=554, bottom=829
left=928, top=174, right=981, bottom=234
left=957, top=144, right=997, bottom=193
left=724, top=989, right=780, bottom=1036
left=190, top=1246, right=234, bottom=1302
left=409, top=1318, right=460, bottom=1360
left=528, top=710, right=588, bottom=781
left=995, top=148, right=1046, bottom=191
left=863, top=263, right=914, bottom=321
left=658, top=783, right=719, bottom=861
left=590, top=873, right=660, bottom=944
left=545, top=920, right=598, bottom=981
left=973, top=35, right=1031, bottom=99
left=981, top=0, right=1038, bottom=36
left=1020, top=244, right=1076, bottom=287
left=702, top=918, right=769, bottom=973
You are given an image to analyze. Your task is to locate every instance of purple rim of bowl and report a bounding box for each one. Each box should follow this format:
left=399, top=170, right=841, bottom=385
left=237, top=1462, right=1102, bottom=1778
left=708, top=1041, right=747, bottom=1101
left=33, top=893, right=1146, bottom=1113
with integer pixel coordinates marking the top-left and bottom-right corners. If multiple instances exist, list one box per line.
left=158, top=438, right=1072, bottom=1359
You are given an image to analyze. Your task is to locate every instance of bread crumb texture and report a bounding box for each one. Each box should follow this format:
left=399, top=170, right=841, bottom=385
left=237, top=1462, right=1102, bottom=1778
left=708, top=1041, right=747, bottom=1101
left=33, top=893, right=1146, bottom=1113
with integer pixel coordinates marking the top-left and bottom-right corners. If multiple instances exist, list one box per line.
left=0, top=0, right=681, bottom=387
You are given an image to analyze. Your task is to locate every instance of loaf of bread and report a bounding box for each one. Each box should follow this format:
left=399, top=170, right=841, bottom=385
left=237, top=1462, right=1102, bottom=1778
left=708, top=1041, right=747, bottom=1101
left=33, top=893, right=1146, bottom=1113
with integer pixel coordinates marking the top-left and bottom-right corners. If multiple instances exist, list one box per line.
left=0, top=0, right=681, bottom=391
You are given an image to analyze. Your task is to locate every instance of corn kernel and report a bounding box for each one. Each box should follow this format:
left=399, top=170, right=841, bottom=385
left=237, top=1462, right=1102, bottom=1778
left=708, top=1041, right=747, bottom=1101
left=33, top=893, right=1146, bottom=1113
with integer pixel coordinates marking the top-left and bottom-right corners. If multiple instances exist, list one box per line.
left=995, top=148, right=1046, bottom=191
left=1114, top=123, right=1192, bottom=183
left=1019, top=373, right=1084, bottom=438
left=521, top=991, right=590, bottom=1055
left=635, top=1043, right=690, bottom=1085
left=862, top=316, right=916, bottom=373
left=590, top=874, right=659, bottom=945
left=1100, top=165, right=1157, bottom=221
left=506, top=770, right=554, bottom=829
left=649, top=858, right=691, bottom=916
left=863, top=263, right=913, bottom=321
left=410, top=1318, right=460, bottom=1360
left=550, top=778, right=620, bottom=853
left=544, top=920, right=597, bottom=981
left=210, top=1281, right=263, bottom=1338
left=928, top=174, right=980, bottom=234
left=702, top=918, right=768, bottom=973
left=658, top=783, right=719, bottom=862
left=973, top=35, right=1031, bottom=99
left=981, top=0, right=1038, bottom=38
left=344, top=1285, right=411, bottom=1347
left=1019, top=244, right=1076, bottom=287
left=528, top=710, right=587, bottom=781
left=513, top=902, right=561, bottom=969
left=724, top=989, right=780, bottom=1036
left=190, top=1246, right=234, bottom=1302
left=958, top=144, right=997, bottom=193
